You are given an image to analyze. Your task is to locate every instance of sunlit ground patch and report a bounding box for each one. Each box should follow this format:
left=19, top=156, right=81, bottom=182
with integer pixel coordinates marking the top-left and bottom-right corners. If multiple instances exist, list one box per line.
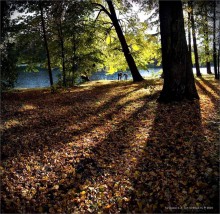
left=18, top=104, right=37, bottom=112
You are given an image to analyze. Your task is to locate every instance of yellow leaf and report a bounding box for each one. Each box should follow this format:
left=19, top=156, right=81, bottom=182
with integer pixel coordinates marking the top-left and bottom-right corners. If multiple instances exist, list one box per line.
left=80, top=191, right=86, bottom=195
left=106, top=36, right=111, bottom=45
left=131, top=157, right=137, bottom=162
left=132, top=44, right=140, bottom=51
left=42, top=176, right=49, bottom=181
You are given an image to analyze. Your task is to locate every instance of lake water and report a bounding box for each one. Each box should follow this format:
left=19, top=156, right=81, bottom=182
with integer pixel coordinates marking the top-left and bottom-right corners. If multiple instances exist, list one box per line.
left=14, top=67, right=214, bottom=89
left=14, top=67, right=61, bottom=89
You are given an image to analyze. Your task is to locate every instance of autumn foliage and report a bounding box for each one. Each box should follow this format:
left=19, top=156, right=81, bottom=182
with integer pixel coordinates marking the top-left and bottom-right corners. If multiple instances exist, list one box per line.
left=1, top=76, right=219, bottom=213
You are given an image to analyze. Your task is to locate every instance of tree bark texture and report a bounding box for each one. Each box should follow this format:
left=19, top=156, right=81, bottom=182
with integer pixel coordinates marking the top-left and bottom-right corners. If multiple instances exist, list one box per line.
left=158, top=0, right=199, bottom=102
left=39, top=1, right=54, bottom=87
left=217, top=18, right=220, bottom=79
left=105, top=0, right=143, bottom=82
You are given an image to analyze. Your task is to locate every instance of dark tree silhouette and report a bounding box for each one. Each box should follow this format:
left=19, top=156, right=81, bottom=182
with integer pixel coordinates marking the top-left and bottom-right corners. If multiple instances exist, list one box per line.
left=39, top=1, right=54, bottom=88
left=158, top=0, right=199, bottom=102
left=190, top=1, right=201, bottom=77
left=213, top=0, right=219, bottom=79
left=93, top=0, right=143, bottom=82
left=204, top=3, right=212, bottom=74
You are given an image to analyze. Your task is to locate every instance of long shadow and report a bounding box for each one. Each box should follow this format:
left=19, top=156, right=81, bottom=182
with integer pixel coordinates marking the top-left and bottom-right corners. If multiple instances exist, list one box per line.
left=198, top=76, right=219, bottom=95
left=1, top=81, right=130, bottom=115
left=1, top=83, right=147, bottom=160
left=1, top=86, right=160, bottom=213
left=128, top=100, right=219, bottom=213
left=195, top=79, right=219, bottom=108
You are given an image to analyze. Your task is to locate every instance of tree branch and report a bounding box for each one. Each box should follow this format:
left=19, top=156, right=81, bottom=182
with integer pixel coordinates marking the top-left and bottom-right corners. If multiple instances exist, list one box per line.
left=92, top=3, right=112, bottom=21
left=94, top=9, right=103, bottom=23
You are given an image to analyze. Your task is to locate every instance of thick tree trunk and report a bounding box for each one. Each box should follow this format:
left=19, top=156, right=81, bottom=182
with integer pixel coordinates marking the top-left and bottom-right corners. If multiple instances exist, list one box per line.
left=218, top=19, right=220, bottom=79
left=158, top=0, right=199, bottom=102
left=39, top=1, right=54, bottom=87
left=105, top=0, right=143, bottom=82
left=190, top=1, right=201, bottom=77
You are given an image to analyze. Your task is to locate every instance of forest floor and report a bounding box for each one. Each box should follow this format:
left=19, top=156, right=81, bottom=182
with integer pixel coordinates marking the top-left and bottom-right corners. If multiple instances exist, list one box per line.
left=1, top=75, right=219, bottom=213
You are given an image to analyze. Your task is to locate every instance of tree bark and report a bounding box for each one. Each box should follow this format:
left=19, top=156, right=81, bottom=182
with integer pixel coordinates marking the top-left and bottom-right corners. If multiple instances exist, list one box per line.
left=190, top=1, right=201, bottom=77
left=39, top=1, right=54, bottom=87
left=218, top=18, right=220, bottom=79
left=188, top=7, right=192, bottom=64
left=97, top=0, right=143, bottom=82
left=158, top=0, right=199, bottom=102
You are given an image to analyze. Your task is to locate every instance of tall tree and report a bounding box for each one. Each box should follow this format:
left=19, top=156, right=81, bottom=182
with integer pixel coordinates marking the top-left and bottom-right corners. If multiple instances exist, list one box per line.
left=1, top=1, right=18, bottom=88
left=190, top=0, right=201, bottom=77
left=203, top=3, right=212, bottom=74
left=92, top=0, right=143, bottom=82
left=218, top=18, right=220, bottom=79
left=51, top=0, right=67, bottom=87
left=39, top=0, right=54, bottom=88
left=187, top=2, right=192, bottom=64
left=213, top=0, right=218, bottom=79
left=158, top=0, right=199, bottom=102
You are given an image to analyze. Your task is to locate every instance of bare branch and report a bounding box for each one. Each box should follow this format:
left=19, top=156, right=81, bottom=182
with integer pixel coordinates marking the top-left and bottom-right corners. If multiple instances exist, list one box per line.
left=94, top=9, right=103, bottom=23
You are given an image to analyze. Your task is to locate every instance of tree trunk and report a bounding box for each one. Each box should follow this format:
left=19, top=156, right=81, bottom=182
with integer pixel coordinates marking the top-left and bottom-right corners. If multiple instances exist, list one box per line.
left=39, top=1, right=54, bottom=87
left=213, top=0, right=218, bottom=79
left=71, top=34, right=77, bottom=85
left=158, top=0, right=199, bottom=102
left=218, top=49, right=220, bottom=80
left=190, top=1, right=201, bottom=77
left=217, top=18, right=220, bottom=79
left=204, top=4, right=212, bottom=74
left=188, top=7, right=192, bottom=64
left=105, top=0, right=143, bottom=82
left=1, top=1, right=8, bottom=40
left=57, top=19, right=67, bottom=87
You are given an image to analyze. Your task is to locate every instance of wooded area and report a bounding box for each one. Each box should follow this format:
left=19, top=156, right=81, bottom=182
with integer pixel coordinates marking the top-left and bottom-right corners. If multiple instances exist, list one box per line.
left=1, top=0, right=220, bottom=213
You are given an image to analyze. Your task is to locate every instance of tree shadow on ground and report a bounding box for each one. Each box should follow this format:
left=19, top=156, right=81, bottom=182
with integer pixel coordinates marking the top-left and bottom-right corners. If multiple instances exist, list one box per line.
left=34, top=91, right=161, bottom=213
left=1, top=80, right=161, bottom=213
left=1, top=81, right=146, bottom=160
left=128, top=100, right=219, bottom=213
left=198, top=76, right=219, bottom=95
left=195, top=79, right=219, bottom=108
left=4, top=78, right=219, bottom=213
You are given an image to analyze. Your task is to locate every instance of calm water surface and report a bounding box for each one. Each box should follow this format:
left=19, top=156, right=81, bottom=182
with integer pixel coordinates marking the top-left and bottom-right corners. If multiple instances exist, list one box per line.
left=14, top=67, right=214, bottom=89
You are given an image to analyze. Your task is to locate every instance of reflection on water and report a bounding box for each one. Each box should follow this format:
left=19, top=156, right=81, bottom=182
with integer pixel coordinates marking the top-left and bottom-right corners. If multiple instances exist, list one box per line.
left=14, top=67, right=214, bottom=89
